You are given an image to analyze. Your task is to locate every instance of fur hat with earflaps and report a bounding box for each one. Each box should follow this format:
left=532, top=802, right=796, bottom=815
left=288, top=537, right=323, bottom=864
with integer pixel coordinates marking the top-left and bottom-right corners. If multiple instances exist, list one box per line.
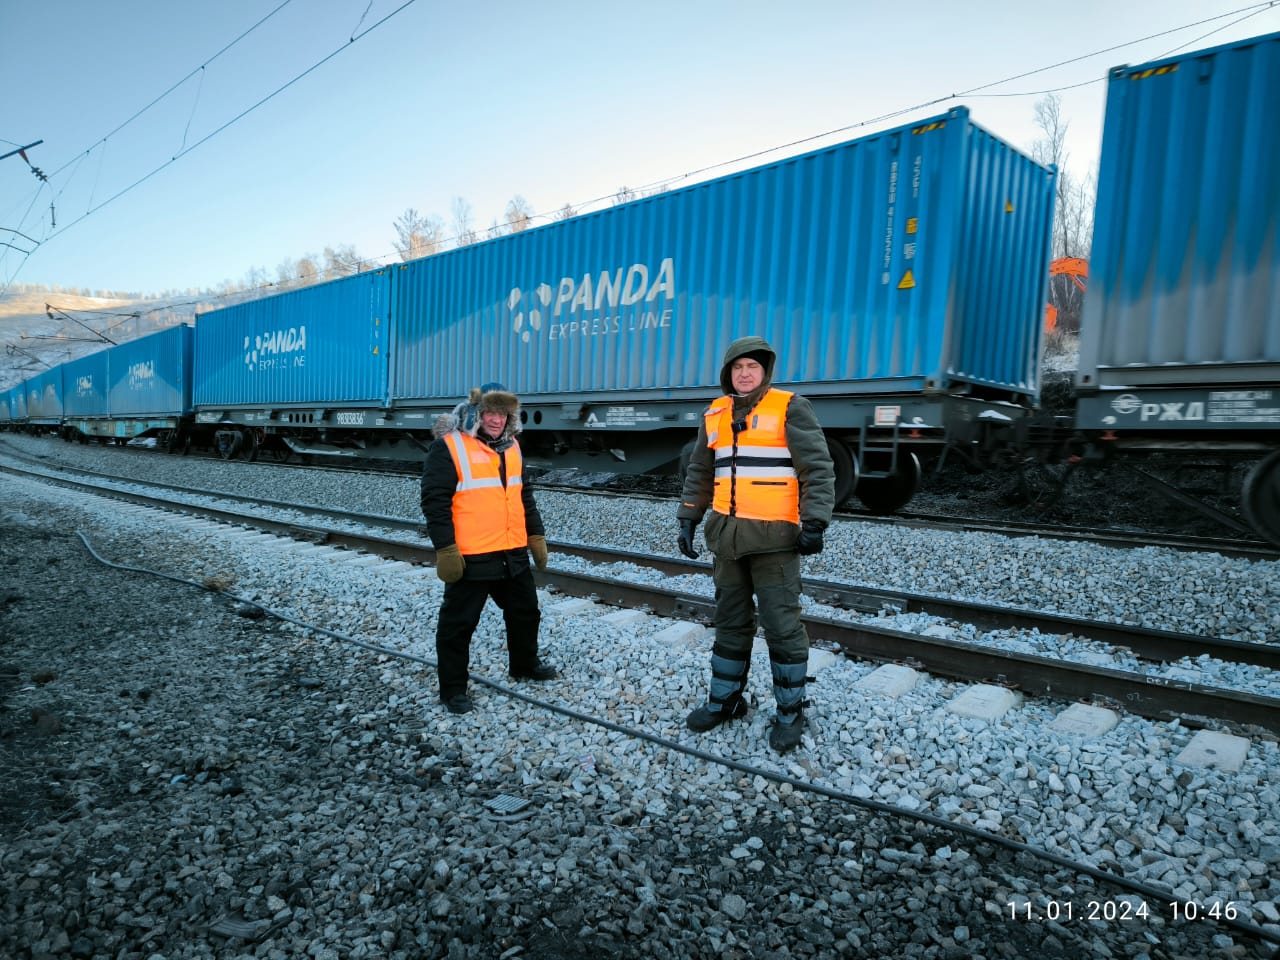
left=477, top=389, right=519, bottom=418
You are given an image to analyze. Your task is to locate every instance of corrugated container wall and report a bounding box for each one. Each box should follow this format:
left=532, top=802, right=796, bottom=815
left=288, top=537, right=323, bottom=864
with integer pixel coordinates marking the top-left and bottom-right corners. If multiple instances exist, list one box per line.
left=26, top=368, right=64, bottom=420
left=1077, top=30, right=1280, bottom=388
left=109, top=325, right=193, bottom=417
left=0, top=385, right=17, bottom=422
left=62, top=350, right=111, bottom=418
left=7, top=384, right=27, bottom=421
left=194, top=271, right=391, bottom=407
left=391, top=108, right=1054, bottom=404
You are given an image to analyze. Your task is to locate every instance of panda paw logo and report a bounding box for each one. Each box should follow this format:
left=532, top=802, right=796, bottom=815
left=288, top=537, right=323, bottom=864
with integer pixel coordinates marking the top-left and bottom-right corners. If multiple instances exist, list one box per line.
left=243, top=335, right=258, bottom=371
left=510, top=285, right=551, bottom=343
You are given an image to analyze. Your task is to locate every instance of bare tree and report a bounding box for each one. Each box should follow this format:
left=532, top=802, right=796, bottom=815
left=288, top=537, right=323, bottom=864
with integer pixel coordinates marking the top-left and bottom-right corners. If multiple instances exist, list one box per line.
left=243, top=265, right=270, bottom=290
left=1031, top=94, right=1098, bottom=337
left=451, top=196, right=478, bottom=247
left=295, top=254, right=321, bottom=287
left=505, top=194, right=534, bottom=232
left=613, top=185, right=636, bottom=206
left=323, top=244, right=363, bottom=280
left=393, top=208, right=445, bottom=261
left=276, top=258, right=297, bottom=288
left=1032, top=93, right=1095, bottom=262
left=555, top=202, right=578, bottom=221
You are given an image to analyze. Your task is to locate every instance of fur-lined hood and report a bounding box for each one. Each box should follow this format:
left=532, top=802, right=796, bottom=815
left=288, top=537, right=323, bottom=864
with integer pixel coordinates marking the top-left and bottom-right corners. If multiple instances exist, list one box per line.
left=431, top=387, right=522, bottom=445
left=719, top=336, right=776, bottom=396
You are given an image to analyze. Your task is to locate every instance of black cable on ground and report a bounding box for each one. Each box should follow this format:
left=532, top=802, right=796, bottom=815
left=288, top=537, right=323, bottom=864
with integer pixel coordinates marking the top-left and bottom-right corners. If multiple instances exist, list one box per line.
left=74, top=531, right=1280, bottom=947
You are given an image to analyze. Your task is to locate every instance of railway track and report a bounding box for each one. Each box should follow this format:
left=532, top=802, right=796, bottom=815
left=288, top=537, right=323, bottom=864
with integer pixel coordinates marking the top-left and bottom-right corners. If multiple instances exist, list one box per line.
left=12, top=436, right=1276, bottom=559
left=5, top=455, right=1277, bottom=735
left=10, top=448, right=1280, bottom=952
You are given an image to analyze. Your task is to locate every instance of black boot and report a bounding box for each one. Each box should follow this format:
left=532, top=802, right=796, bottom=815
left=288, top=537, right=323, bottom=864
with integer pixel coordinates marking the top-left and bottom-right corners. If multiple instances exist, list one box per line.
left=769, top=658, right=808, bottom=753
left=687, top=651, right=750, bottom=732
left=686, top=697, right=747, bottom=732
left=768, top=710, right=805, bottom=752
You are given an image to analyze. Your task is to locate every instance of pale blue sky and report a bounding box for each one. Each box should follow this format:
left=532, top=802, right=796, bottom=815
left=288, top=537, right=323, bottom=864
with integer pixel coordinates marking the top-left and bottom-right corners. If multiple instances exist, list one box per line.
left=3, top=0, right=1278, bottom=296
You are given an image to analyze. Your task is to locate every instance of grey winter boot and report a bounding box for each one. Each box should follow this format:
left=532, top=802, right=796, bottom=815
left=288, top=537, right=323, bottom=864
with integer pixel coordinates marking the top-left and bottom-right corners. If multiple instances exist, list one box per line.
left=768, top=658, right=809, bottom=753
left=686, top=652, right=750, bottom=732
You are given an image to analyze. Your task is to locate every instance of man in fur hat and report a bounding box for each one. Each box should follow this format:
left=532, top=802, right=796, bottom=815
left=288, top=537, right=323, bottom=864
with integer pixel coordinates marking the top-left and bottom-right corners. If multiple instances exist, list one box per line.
left=421, top=386, right=557, bottom=714
left=676, top=336, right=835, bottom=752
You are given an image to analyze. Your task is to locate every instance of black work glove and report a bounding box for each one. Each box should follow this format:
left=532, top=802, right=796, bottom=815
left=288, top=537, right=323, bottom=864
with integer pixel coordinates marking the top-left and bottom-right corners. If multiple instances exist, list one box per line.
left=796, top=520, right=825, bottom=556
left=677, top=518, right=700, bottom=559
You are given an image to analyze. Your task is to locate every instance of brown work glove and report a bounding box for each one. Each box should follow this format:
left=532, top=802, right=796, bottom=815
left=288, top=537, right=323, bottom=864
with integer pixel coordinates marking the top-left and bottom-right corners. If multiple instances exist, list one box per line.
left=528, top=535, right=548, bottom=571
left=435, top=544, right=465, bottom=583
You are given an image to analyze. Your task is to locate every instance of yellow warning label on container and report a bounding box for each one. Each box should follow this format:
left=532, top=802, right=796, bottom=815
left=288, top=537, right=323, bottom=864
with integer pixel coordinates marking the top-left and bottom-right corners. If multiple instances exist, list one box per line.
left=1130, top=64, right=1178, bottom=81
left=898, top=270, right=916, bottom=290
left=911, top=121, right=946, bottom=135
left=906, top=218, right=918, bottom=235
left=1005, top=200, right=1014, bottom=213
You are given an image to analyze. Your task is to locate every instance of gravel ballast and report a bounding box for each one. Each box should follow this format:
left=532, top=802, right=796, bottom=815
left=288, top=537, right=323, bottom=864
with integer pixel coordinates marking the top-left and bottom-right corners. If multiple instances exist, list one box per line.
left=2, top=437, right=1278, bottom=958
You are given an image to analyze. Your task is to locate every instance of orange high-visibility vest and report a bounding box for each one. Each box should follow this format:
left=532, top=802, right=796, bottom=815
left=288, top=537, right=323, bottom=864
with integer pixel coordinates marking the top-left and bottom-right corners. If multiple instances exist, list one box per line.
left=705, top=388, right=799, bottom=523
left=443, top=431, right=529, bottom=555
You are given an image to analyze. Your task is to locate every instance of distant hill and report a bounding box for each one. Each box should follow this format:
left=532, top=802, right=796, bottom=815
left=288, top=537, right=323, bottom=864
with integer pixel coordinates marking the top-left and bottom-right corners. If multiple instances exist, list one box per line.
left=0, top=288, right=217, bottom=390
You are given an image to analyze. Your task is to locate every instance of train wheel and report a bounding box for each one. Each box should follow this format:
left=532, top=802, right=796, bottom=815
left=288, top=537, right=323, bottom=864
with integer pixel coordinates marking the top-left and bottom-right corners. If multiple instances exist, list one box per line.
left=1242, top=450, right=1280, bottom=547
left=855, top=452, right=920, bottom=514
left=244, top=430, right=261, bottom=463
left=215, top=430, right=241, bottom=460
left=828, top=437, right=858, bottom=508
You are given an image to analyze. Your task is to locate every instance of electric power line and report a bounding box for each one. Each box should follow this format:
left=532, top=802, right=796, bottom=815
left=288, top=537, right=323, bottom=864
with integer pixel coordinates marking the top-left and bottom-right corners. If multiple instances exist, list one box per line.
left=3, top=1, right=1276, bottom=299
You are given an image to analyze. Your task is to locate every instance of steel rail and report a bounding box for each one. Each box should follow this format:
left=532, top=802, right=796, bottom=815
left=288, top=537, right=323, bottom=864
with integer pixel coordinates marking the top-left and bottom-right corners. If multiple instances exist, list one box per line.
left=5, top=460, right=1276, bottom=734
left=4, top=453, right=1276, bottom=671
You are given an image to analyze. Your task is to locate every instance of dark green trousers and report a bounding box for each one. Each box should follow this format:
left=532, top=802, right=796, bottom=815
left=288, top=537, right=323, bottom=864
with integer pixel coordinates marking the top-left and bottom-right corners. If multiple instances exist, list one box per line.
left=710, top=550, right=809, bottom=665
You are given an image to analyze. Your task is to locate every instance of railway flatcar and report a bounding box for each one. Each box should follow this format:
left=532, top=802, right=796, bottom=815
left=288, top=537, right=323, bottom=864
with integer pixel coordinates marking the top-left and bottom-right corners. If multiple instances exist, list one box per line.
left=59, top=324, right=194, bottom=447
left=192, top=268, right=391, bottom=461
left=23, top=367, right=63, bottom=434
left=0, top=383, right=22, bottom=428
left=195, top=106, right=1056, bottom=510
left=1069, top=30, right=1280, bottom=544
left=59, top=349, right=109, bottom=437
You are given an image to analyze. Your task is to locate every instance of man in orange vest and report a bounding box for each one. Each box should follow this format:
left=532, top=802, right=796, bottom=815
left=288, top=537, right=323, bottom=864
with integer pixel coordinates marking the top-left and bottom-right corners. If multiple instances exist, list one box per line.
left=677, top=336, right=835, bottom=752
left=421, top=386, right=557, bottom=714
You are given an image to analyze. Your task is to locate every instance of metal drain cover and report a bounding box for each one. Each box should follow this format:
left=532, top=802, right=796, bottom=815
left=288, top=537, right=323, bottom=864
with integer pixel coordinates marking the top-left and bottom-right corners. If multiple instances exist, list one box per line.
left=482, top=793, right=535, bottom=821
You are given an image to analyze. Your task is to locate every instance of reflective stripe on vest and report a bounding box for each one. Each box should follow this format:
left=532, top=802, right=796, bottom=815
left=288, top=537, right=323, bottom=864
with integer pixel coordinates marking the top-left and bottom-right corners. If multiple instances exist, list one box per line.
left=706, top=388, right=800, bottom=523
left=443, top=431, right=528, bottom=554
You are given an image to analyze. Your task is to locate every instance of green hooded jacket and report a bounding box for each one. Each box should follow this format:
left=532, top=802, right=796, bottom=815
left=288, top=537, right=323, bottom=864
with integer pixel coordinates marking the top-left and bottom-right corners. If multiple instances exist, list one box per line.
left=677, top=336, right=836, bottom=559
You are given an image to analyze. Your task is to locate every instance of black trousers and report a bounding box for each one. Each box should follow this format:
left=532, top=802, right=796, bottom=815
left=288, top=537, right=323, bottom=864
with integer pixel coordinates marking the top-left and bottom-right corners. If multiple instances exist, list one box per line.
left=435, top=570, right=541, bottom=699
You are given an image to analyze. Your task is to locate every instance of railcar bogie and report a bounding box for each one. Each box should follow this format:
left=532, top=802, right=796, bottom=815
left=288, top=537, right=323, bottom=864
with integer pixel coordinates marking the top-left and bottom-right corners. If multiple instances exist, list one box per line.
left=1242, top=451, right=1280, bottom=546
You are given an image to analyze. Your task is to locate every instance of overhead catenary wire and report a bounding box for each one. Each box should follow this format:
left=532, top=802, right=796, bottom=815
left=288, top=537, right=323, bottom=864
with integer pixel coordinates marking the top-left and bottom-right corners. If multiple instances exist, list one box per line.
left=2, top=1, right=1277, bottom=298
left=31, top=0, right=421, bottom=250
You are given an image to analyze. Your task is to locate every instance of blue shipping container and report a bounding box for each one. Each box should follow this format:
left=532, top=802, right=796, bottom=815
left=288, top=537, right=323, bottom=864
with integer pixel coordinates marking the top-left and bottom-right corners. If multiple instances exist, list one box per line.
left=108, top=325, right=194, bottom=418
left=26, top=368, right=64, bottom=422
left=1077, top=30, right=1280, bottom=390
left=194, top=270, right=391, bottom=408
left=62, top=350, right=111, bottom=419
left=391, top=107, right=1054, bottom=405
left=0, top=384, right=18, bottom=423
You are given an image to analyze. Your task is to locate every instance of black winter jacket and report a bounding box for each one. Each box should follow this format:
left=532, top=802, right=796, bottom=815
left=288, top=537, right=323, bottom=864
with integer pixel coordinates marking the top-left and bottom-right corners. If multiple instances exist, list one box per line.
left=420, top=429, right=545, bottom=581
